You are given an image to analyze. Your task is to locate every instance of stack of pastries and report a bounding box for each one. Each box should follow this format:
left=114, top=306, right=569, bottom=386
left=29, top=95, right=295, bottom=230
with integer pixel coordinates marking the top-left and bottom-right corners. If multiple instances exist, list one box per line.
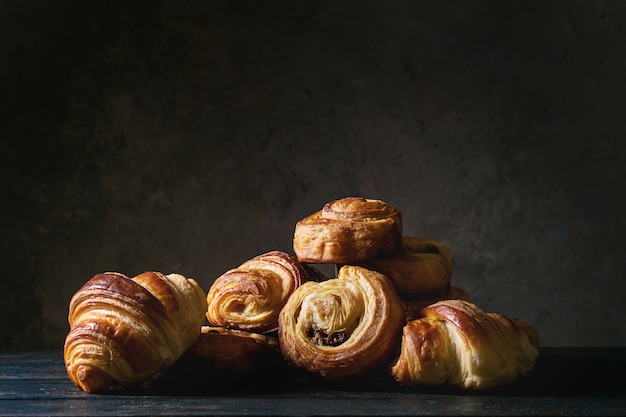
left=64, top=196, right=540, bottom=393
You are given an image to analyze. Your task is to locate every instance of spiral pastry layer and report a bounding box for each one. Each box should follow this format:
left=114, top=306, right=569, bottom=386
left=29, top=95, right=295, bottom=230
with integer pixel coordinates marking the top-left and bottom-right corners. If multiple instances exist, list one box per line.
left=278, top=265, right=406, bottom=380
left=293, top=197, right=403, bottom=264
left=206, top=251, right=314, bottom=333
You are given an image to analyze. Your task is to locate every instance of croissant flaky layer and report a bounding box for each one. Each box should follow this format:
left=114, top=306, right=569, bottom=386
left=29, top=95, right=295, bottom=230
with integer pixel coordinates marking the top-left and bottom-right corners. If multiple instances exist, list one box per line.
left=206, top=251, right=315, bottom=333
left=293, top=197, right=403, bottom=264
left=390, top=300, right=539, bottom=390
left=64, top=271, right=207, bottom=393
left=278, top=265, right=406, bottom=380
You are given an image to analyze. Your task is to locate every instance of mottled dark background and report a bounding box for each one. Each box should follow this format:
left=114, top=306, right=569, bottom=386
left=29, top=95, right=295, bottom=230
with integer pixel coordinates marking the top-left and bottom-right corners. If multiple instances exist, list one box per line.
left=2, top=0, right=624, bottom=349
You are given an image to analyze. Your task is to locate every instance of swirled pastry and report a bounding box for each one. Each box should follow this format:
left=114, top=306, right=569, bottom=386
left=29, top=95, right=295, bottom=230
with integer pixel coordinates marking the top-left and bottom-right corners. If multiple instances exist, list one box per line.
left=293, top=197, right=403, bottom=264
left=401, top=286, right=471, bottom=321
left=278, top=265, right=406, bottom=380
left=206, top=250, right=314, bottom=333
left=359, top=237, right=453, bottom=297
left=64, top=271, right=207, bottom=393
left=390, top=300, right=539, bottom=390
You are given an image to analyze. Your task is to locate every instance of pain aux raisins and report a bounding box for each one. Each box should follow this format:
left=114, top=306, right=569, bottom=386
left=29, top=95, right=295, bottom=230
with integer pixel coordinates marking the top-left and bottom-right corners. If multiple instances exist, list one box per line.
left=306, top=327, right=347, bottom=346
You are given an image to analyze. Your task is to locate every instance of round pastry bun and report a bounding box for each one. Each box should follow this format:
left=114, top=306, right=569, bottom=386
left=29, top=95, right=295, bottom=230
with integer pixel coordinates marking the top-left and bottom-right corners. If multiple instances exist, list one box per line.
left=293, top=197, right=403, bottom=264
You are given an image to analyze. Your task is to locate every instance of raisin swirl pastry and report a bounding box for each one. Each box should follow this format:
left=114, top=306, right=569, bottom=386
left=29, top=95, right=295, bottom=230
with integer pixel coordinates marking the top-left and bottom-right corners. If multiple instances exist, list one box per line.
left=278, top=265, right=406, bottom=380
left=390, top=300, right=539, bottom=390
left=64, top=271, right=207, bottom=393
left=359, top=237, right=453, bottom=297
left=293, top=197, right=403, bottom=264
left=206, top=251, right=316, bottom=333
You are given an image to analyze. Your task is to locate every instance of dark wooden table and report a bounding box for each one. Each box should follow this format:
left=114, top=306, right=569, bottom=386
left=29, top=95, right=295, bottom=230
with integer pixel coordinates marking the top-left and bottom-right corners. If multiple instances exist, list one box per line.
left=1, top=348, right=625, bottom=416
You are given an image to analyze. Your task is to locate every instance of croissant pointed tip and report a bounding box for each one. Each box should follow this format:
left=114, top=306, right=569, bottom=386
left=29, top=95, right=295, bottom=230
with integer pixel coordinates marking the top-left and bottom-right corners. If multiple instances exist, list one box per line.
left=74, top=364, right=113, bottom=393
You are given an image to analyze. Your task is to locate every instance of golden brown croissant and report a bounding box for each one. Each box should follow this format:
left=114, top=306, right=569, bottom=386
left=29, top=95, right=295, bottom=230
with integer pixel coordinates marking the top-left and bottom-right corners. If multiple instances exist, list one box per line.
left=64, top=271, right=208, bottom=393
left=278, top=265, right=406, bottom=380
left=206, top=250, right=315, bottom=333
left=390, top=300, right=539, bottom=390
left=293, top=197, right=403, bottom=264
left=358, top=237, right=453, bottom=297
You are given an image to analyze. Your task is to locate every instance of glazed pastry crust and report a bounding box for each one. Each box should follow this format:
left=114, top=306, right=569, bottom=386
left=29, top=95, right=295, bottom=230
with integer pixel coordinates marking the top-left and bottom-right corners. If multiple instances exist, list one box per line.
left=64, top=271, right=207, bottom=393
left=390, top=300, right=539, bottom=390
left=206, top=251, right=312, bottom=333
left=359, top=237, right=453, bottom=297
left=278, top=265, right=406, bottom=380
left=293, top=197, right=403, bottom=264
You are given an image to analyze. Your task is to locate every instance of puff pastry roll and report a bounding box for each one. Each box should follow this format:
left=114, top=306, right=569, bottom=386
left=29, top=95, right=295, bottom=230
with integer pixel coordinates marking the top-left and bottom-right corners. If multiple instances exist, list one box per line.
left=206, top=250, right=314, bottom=333
left=359, top=237, right=453, bottom=297
left=278, top=265, right=406, bottom=380
left=390, top=300, right=539, bottom=390
left=293, top=197, right=403, bottom=264
left=64, top=271, right=207, bottom=393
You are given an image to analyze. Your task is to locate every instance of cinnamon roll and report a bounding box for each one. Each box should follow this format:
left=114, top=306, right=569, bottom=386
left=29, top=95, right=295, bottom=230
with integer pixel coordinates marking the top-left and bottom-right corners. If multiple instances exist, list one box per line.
left=293, top=197, right=403, bottom=264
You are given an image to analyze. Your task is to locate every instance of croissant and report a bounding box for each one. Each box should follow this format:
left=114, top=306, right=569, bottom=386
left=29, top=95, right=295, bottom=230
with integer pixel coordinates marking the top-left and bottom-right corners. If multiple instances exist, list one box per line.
left=278, top=265, right=406, bottom=380
left=64, top=271, right=208, bottom=393
left=358, top=237, right=453, bottom=297
left=293, top=197, right=403, bottom=264
left=206, top=250, right=315, bottom=333
left=390, top=300, right=539, bottom=390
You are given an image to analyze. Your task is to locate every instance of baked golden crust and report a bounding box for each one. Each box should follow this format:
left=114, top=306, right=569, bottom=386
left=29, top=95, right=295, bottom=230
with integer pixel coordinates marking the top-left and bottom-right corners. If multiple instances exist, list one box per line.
left=148, top=325, right=284, bottom=393
left=401, top=286, right=471, bottom=321
left=184, top=326, right=279, bottom=374
left=63, top=271, right=207, bottom=393
left=358, top=237, right=453, bottom=297
left=278, top=265, right=406, bottom=380
left=390, top=300, right=539, bottom=390
left=293, top=197, right=403, bottom=264
left=206, top=251, right=312, bottom=333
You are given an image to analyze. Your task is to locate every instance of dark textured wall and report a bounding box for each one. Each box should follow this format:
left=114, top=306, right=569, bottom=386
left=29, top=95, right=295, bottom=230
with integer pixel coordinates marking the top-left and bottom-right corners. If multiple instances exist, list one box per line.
left=2, top=0, right=624, bottom=349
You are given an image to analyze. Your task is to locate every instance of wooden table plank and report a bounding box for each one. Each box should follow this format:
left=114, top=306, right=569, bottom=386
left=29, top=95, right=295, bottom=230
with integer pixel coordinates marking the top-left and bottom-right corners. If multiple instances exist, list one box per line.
left=1, top=349, right=625, bottom=416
